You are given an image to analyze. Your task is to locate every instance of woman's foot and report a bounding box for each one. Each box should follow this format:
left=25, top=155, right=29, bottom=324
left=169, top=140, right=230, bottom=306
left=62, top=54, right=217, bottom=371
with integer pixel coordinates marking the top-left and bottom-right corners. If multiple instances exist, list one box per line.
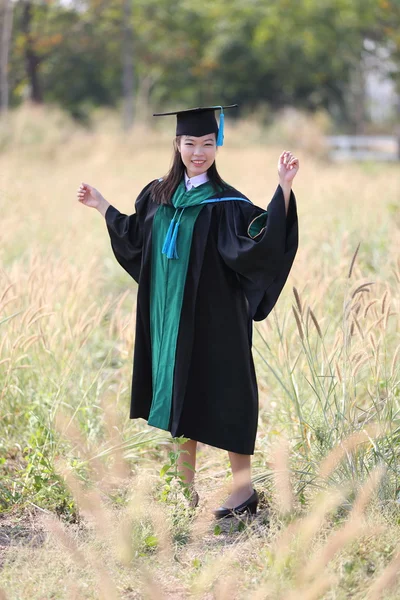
left=213, top=487, right=259, bottom=519
left=221, top=485, right=254, bottom=509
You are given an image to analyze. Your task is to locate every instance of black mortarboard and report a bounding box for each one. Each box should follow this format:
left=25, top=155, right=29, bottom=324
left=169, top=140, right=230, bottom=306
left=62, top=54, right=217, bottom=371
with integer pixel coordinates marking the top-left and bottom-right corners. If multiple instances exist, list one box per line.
left=153, top=104, right=238, bottom=146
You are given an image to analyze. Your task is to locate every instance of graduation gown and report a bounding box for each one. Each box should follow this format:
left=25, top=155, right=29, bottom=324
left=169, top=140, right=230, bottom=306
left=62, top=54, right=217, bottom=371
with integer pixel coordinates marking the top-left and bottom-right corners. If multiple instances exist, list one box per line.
left=105, top=179, right=298, bottom=454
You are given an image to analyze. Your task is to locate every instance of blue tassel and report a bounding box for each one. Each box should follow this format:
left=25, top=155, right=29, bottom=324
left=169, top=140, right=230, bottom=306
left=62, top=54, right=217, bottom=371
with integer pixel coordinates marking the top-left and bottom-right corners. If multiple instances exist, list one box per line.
left=162, top=208, right=185, bottom=259
left=162, top=218, right=176, bottom=255
left=216, top=109, right=225, bottom=147
left=166, top=221, right=180, bottom=259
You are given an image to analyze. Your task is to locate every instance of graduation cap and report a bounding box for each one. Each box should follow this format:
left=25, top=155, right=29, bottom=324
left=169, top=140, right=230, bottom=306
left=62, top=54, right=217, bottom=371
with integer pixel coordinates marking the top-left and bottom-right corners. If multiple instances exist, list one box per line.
left=153, top=104, right=238, bottom=147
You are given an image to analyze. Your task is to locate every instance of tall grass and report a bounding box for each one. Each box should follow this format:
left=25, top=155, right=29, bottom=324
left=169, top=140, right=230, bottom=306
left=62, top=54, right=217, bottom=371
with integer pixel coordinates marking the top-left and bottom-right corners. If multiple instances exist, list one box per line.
left=1, top=104, right=400, bottom=598
left=253, top=255, right=400, bottom=499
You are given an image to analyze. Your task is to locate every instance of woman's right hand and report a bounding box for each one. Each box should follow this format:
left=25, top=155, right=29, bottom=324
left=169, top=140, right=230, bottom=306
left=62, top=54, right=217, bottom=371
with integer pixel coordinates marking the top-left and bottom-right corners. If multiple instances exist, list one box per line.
left=77, top=182, right=108, bottom=211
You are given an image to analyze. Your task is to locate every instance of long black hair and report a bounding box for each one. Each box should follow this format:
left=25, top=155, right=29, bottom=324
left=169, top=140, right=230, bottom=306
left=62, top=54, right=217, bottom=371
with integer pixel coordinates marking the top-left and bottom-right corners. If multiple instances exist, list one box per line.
left=150, top=136, right=232, bottom=205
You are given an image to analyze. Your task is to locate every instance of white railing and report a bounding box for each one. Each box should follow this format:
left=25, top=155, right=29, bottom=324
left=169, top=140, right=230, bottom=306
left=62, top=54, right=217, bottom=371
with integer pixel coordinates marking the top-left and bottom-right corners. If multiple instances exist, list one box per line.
left=326, top=135, right=400, bottom=161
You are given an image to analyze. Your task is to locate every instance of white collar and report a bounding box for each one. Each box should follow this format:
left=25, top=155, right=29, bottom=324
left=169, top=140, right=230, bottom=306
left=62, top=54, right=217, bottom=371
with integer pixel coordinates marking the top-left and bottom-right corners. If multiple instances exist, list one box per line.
left=184, top=170, right=209, bottom=190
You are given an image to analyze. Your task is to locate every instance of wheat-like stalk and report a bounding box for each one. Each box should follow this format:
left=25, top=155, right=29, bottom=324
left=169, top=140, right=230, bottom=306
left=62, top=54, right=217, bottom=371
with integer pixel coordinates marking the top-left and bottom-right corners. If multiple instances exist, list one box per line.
left=348, top=242, right=361, bottom=278
left=390, top=344, right=400, bottom=378
left=271, top=438, right=294, bottom=515
left=351, top=355, right=370, bottom=378
left=293, top=286, right=303, bottom=316
left=352, top=315, right=364, bottom=339
left=351, top=282, right=374, bottom=298
left=335, top=361, right=342, bottom=384
left=308, top=307, right=322, bottom=339
left=381, top=290, right=388, bottom=315
left=317, top=426, right=382, bottom=481
left=367, top=550, right=400, bottom=598
left=363, top=299, right=377, bottom=318
left=285, top=575, right=338, bottom=600
left=292, top=305, right=304, bottom=341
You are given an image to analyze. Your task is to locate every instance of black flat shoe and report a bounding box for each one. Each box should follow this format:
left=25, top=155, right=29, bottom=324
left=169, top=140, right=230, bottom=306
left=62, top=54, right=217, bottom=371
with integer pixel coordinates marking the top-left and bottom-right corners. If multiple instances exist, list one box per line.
left=213, top=488, right=259, bottom=520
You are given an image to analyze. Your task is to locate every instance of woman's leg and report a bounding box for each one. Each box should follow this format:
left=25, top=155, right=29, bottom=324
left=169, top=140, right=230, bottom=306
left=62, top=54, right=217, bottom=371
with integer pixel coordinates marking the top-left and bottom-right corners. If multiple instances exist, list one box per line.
left=222, top=451, right=253, bottom=508
left=176, top=438, right=198, bottom=486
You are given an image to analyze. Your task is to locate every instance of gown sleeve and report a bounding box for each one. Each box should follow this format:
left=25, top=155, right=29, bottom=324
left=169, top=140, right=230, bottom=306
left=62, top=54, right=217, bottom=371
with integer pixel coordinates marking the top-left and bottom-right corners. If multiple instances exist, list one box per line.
left=217, top=183, right=299, bottom=321
left=104, top=180, right=155, bottom=283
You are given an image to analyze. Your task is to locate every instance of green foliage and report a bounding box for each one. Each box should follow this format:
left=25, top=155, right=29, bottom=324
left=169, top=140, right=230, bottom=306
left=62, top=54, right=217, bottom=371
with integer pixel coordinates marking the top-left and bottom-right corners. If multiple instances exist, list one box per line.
left=213, top=524, right=222, bottom=535
left=159, top=437, right=195, bottom=505
left=130, top=516, right=160, bottom=556
left=0, top=423, right=78, bottom=520
left=7, top=0, right=400, bottom=128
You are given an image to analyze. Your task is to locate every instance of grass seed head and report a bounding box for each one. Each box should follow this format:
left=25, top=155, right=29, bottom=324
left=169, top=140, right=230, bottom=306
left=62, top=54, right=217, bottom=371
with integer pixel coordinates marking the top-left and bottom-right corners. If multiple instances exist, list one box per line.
left=292, top=305, right=304, bottom=341
left=348, top=242, right=361, bottom=278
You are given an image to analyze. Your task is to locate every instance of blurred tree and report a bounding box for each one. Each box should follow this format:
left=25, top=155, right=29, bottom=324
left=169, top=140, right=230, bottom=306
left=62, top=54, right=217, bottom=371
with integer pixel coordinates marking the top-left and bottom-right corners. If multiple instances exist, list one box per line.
left=371, top=0, right=400, bottom=92
left=9, top=0, right=121, bottom=120
left=0, top=0, right=14, bottom=115
left=131, top=0, right=213, bottom=118
left=122, top=0, right=134, bottom=130
left=5, top=0, right=400, bottom=129
left=12, top=0, right=68, bottom=105
left=198, top=0, right=400, bottom=129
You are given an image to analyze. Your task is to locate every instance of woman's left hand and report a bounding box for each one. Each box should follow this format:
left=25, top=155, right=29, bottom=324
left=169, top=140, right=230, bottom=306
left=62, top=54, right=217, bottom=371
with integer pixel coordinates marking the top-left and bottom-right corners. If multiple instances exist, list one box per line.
left=278, top=151, right=299, bottom=184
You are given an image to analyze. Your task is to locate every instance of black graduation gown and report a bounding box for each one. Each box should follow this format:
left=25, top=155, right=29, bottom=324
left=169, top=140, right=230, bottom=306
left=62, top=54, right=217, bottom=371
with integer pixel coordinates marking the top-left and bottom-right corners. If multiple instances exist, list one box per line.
left=105, top=180, right=298, bottom=454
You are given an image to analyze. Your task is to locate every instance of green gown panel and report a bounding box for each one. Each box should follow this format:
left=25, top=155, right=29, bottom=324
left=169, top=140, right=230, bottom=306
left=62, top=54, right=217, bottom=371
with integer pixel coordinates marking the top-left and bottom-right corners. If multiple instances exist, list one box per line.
left=148, top=181, right=216, bottom=429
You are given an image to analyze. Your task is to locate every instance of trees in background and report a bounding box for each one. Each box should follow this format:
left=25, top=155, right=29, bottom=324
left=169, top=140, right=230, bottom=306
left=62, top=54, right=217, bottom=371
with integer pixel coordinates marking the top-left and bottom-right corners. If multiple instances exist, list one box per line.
left=0, top=0, right=14, bottom=115
left=2, top=0, right=399, bottom=130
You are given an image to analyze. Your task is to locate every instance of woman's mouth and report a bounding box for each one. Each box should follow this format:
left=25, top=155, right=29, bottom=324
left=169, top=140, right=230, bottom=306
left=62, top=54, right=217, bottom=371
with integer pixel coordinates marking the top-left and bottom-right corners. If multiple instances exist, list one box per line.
left=192, top=160, right=206, bottom=166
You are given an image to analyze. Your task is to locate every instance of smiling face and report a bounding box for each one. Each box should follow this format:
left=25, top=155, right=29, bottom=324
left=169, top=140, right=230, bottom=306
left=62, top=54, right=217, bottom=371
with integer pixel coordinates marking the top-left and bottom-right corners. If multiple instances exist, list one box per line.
left=177, top=133, right=217, bottom=178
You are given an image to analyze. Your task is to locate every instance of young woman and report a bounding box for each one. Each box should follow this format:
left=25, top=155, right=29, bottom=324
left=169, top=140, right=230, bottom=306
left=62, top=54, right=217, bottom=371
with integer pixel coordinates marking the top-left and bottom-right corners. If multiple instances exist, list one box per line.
left=77, top=105, right=299, bottom=519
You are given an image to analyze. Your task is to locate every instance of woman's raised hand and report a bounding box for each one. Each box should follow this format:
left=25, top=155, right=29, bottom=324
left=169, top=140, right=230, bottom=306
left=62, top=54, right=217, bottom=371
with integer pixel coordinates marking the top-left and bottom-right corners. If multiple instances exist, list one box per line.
left=77, top=182, right=107, bottom=210
left=278, top=151, right=299, bottom=185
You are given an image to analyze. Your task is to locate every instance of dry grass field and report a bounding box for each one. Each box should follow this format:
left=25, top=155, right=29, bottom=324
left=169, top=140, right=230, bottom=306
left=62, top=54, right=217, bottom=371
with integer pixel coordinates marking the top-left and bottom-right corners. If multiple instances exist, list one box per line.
left=1, top=104, right=400, bottom=599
